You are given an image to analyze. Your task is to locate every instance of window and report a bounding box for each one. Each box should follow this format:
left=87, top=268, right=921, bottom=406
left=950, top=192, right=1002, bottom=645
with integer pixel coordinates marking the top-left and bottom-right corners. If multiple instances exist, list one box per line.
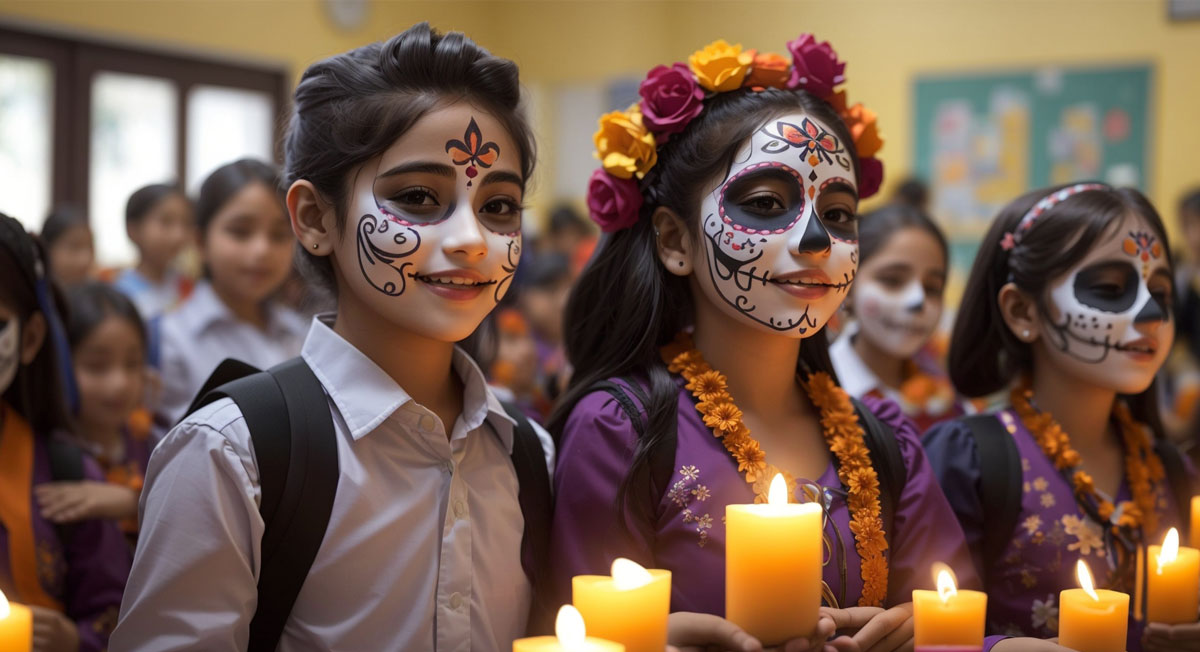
left=0, top=54, right=54, bottom=231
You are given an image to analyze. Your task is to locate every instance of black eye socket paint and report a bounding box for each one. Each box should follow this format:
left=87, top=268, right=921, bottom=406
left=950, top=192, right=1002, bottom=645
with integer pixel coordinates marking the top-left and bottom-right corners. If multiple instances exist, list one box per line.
left=1073, top=262, right=1140, bottom=313
left=718, top=163, right=806, bottom=234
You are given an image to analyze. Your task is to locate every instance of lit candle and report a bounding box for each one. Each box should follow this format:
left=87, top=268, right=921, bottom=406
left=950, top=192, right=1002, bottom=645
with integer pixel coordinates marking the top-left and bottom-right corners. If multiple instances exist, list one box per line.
left=1058, top=560, right=1129, bottom=652
left=0, top=589, right=32, bottom=652
left=1190, top=497, right=1200, bottom=550
left=912, top=566, right=987, bottom=651
left=573, top=558, right=671, bottom=652
left=512, top=605, right=625, bottom=652
left=726, top=473, right=823, bottom=645
left=1147, top=527, right=1200, bottom=624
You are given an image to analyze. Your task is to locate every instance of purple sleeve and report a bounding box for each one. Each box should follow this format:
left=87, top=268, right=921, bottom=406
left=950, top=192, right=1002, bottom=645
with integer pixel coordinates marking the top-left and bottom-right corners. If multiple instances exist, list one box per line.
left=983, top=634, right=1009, bottom=651
left=67, top=456, right=132, bottom=652
left=858, top=396, right=981, bottom=603
left=548, top=390, right=656, bottom=609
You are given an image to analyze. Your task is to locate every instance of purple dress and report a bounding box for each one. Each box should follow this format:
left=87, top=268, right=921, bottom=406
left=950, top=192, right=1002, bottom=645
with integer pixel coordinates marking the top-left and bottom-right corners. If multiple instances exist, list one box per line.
left=0, top=435, right=132, bottom=652
left=549, top=376, right=994, bottom=645
left=924, top=410, right=1185, bottom=651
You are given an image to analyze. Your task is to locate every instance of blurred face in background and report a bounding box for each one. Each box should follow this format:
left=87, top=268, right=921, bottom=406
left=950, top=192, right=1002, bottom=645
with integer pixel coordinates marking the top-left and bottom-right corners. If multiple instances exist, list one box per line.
left=519, top=278, right=571, bottom=344
left=47, top=224, right=94, bottom=287
left=851, top=226, right=947, bottom=360
left=130, top=193, right=194, bottom=271
left=201, top=181, right=295, bottom=306
left=73, top=314, right=145, bottom=436
left=1181, top=208, right=1200, bottom=264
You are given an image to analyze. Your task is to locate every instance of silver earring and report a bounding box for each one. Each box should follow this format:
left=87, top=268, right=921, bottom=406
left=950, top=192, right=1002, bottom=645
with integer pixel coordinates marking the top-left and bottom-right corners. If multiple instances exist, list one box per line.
left=312, top=242, right=320, bottom=250
left=1022, top=329, right=1030, bottom=339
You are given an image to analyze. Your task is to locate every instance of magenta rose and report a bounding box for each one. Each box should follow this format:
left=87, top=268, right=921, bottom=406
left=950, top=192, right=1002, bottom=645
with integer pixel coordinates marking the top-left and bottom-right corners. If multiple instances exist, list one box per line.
left=786, top=34, right=845, bottom=99
left=638, top=63, right=706, bottom=141
left=858, top=157, right=884, bottom=200
left=587, top=169, right=643, bottom=232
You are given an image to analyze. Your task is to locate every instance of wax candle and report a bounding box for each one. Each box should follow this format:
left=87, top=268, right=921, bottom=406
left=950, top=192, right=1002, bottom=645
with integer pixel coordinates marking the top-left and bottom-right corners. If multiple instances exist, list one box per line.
left=726, top=473, right=823, bottom=646
left=573, top=558, right=671, bottom=652
left=0, top=590, right=32, bottom=652
left=1058, top=560, right=1129, bottom=652
left=1191, top=496, right=1200, bottom=550
left=512, top=605, right=625, bottom=652
left=912, top=566, right=987, bottom=651
left=1147, top=528, right=1200, bottom=624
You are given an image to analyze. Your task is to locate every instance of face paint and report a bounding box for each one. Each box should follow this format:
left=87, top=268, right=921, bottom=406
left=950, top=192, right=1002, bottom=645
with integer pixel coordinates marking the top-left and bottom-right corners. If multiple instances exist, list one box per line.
left=694, top=112, right=858, bottom=336
left=0, top=318, right=17, bottom=395
left=853, top=278, right=940, bottom=359
left=1041, top=217, right=1174, bottom=394
left=334, top=104, right=524, bottom=343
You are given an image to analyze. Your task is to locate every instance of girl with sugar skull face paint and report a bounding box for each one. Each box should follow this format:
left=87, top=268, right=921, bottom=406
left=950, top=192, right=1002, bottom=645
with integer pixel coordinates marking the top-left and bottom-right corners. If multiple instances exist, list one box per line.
left=549, top=34, right=1057, bottom=652
left=831, top=203, right=969, bottom=432
left=924, top=184, right=1198, bottom=651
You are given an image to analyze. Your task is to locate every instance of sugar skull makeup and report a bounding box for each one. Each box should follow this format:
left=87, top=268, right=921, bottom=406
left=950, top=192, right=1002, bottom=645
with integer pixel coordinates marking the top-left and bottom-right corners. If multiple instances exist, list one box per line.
left=851, top=226, right=946, bottom=359
left=0, top=317, right=17, bottom=394
left=694, top=112, right=858, bottom=336
left=333, top=104, right=523, bottom=343
left=1041, top=217, right=1173, bottom=394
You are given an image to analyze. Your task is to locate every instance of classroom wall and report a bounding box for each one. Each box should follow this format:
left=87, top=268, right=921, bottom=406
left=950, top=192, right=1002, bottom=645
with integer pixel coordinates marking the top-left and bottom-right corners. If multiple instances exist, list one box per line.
left=3, top=0, right=1199, bottom=225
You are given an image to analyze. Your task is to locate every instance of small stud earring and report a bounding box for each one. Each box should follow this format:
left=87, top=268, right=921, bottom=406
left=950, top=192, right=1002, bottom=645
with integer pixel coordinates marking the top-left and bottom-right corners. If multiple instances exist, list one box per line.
left=678, top=261, right=684, bottom=268
left=1022, top=329, right=1030, bottom=339
left=312, top=242, right=320, bottom=250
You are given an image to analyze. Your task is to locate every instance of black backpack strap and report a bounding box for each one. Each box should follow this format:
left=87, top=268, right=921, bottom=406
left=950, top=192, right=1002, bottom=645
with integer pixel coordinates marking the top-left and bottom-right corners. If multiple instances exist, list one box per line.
left=1153, top=438, right=1195, bottom=536
left=849, top=399, right=904, bottom=548
left=962, top=413, right=1022, bottom=571
left=501, top=402, right=555, bottom=635
left=590, top=378, right=677, bottom=498
left=46, top=436, right=86, bottom=545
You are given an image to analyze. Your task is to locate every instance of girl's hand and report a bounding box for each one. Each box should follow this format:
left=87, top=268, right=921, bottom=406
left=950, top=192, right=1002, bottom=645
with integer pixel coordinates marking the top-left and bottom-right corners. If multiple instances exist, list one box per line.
left=1144, top=621, right=1200, bottom=651
left=35, top=481, right=138, bottom=523
left=826, top=603, right=912, bottom=652
left=667, top=610, right=842, bottom=652
left=30, top=605, right=79, bottom=652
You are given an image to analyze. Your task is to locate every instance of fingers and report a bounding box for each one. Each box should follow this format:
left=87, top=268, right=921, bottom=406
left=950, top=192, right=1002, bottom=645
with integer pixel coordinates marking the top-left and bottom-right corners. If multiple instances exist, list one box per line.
left=35, top=485, right=90, bottom=523
left=823, top=607, right=884, bottom=634
left=668, top=611, right=763, bottom=652
left=851, top=604, right=912, bottom=652
left=1144, top=621, right=1200, bottom=650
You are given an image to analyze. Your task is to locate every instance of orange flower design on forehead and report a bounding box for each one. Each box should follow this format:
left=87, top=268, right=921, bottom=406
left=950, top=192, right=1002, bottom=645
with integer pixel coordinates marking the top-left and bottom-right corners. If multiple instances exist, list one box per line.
left=445, top=117, right=500, bottom=187
left=1123, top=230, right=1163, bottom=279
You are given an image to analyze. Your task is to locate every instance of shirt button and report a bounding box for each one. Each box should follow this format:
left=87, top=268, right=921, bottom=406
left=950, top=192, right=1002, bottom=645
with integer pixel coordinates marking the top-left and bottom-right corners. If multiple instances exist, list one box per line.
left=449, top=592, right=463, bottom=609
left=419, top=414, right=436, bottom=432
left=453, top=500, right=467, bottom=519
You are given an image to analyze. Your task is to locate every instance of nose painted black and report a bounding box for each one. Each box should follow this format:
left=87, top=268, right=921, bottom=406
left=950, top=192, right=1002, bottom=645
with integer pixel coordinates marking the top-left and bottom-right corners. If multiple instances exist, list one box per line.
left=795, top=213, right=831, bottom=254
left=1134, top=295, right=1168, bottom=323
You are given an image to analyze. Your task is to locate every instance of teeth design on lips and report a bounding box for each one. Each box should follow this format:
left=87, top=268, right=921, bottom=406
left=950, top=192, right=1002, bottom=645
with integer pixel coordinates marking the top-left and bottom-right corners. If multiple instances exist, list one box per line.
left=410, top=274, right=497, bottom=287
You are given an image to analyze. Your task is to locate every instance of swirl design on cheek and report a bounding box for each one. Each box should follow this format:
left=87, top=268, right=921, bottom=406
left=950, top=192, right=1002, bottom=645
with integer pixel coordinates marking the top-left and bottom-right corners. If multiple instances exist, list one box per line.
left=494, top=238, right=521, bottom=303
left=357, top=213, right=421, bottom=296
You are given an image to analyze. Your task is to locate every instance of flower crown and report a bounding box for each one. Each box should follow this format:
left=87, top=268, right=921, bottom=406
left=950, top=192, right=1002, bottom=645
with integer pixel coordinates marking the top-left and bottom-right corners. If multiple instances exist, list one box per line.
left=587, top=34, right=885, bottom=233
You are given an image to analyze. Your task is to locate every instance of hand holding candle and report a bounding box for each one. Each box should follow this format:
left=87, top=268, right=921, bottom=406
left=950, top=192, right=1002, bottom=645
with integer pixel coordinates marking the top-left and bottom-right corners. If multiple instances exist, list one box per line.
left=1058, top=560, right=1129, bottom=652
left=725, top=473, right=823, bottom=646
left=912, top=565, right=987, bottom=651
left=573, top=558, right=671, bottom=652
left=0, top=589, right=32, bottom=652
left=512, top=605, right=625, bottom=652
left=1147, top=527, right=1200, bottom=625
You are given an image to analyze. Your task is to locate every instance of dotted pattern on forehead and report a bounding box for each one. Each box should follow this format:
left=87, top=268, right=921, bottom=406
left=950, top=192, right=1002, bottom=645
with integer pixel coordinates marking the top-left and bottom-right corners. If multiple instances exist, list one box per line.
left=717, top=161, right=806, bottom=235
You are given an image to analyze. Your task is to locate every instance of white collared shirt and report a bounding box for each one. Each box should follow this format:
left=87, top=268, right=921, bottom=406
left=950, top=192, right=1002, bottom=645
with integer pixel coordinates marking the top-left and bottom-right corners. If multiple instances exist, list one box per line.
left=114, top=315, right=553, bottom=652
left=156, top=282, right=310, bottom=425
left=830, top=324, right=882, bottom=400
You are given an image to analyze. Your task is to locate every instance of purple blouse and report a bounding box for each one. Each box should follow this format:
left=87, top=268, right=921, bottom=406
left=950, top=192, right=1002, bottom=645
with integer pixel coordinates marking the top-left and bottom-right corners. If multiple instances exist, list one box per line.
left=924, top=410, right=1185, bottom=651
left=0, top=435, right=132, bottom=652
left=549, top=377, right=987, bottom=643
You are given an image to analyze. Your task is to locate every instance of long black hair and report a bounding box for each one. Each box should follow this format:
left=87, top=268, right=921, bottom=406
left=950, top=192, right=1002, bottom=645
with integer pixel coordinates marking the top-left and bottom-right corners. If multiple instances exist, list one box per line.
left=0, top=213, right=73, bottom=434
left=549, top=88, right=860, bottom=530
left=949, top=184, right=1172, bottom=434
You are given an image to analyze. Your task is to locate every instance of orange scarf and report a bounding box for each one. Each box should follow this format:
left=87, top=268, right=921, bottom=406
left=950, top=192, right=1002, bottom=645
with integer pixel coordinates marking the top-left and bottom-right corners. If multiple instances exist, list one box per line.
left=0, top=403, right=63, bottom=610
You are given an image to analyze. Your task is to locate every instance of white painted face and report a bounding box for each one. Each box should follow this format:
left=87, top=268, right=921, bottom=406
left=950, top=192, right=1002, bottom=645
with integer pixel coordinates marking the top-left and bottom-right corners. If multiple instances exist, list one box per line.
left=694, top=112, right=858, bottom=336
left=0, top=317, right=16, bottom=394
left=852, top=226, right=947, bottom=359
left=333, top=103, right=524, bottom=343
left=1041, top=215, right=1173, bottom=394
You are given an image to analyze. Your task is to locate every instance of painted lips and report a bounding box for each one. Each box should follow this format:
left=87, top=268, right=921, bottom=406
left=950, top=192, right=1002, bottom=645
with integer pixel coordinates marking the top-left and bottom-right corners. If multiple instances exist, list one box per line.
left=771, top=269, right=835, bottom=300
left=1117, top=337, right=1158, bottom=362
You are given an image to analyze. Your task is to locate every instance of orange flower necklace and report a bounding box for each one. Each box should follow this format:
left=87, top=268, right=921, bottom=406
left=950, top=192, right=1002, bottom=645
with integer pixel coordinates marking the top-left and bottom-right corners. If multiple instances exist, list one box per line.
left=661, top=332, right=888, bottom=607
left=1010, top=382, right=1166, bottom=537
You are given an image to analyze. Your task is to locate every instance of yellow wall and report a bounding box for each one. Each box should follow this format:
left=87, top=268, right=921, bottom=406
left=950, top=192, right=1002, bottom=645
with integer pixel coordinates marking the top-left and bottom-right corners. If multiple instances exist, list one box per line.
left=4, top=0, right=1200, bottom=223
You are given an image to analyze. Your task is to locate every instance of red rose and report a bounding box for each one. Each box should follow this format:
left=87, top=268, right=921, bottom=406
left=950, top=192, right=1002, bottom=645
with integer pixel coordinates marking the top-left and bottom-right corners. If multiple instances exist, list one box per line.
left=786, top=34, right=846, bottom=99
left=587, top=169, right=643, bottom=232
left=638, top=63, right=706, bottom=141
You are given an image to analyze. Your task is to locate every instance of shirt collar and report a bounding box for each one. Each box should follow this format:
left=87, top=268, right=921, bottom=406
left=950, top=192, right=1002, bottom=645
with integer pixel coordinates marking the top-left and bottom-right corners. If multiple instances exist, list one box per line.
left=301, top=314, right=515, bottom=449
left=830, top=324, right=881, bottom=398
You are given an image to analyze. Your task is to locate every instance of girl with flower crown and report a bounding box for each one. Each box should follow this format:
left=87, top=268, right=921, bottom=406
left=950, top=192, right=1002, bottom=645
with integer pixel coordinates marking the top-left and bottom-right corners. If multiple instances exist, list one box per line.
left=547, top=35, right=1062, bottom=652
left=923, top=184, right=1199, bottom=651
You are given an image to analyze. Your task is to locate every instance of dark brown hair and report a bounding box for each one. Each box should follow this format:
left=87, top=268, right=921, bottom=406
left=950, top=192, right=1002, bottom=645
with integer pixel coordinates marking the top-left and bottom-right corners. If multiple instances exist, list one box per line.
left=126, top=183, right=187, bottom=228
left=858, top=202, right=948, bottom=266
left=282, top=22, right=536, bottom=296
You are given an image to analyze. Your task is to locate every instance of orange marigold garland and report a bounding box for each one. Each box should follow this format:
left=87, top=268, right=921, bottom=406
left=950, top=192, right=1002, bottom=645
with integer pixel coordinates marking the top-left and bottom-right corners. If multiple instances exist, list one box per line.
left=661, top=332, right=888, bottom=607
left=1010, top=382, right=1165, bottom=538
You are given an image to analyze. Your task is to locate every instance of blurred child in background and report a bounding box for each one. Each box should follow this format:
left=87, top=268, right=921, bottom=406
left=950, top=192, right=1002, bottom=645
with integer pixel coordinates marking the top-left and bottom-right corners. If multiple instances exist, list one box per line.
left=40, top=204, right=94, bottom=289
left=110, top=183, right=195, bottom=320
left=517, top=252, right=573, bottom=402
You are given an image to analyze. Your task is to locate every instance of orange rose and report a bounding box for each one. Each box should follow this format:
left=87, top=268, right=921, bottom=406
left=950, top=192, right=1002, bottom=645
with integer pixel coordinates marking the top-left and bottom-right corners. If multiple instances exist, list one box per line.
left=593, top=105, right=657, bottom=179
left=743, top=51, right=790, bottom=90
left=688, top=39, right=753, bottom=92
left=841, top=102, right=883, bottom=158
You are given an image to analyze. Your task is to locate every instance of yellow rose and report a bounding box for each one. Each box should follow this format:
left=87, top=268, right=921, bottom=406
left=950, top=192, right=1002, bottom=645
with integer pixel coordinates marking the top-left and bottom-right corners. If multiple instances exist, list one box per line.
left=593, top=105, right=657, bottom=179
left=688, top=39, right=753, bottom=92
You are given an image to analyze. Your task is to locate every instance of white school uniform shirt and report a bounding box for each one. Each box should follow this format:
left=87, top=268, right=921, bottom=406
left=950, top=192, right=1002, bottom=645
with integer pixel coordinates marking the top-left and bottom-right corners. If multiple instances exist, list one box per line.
left=829, top=324, right=882, bottom=400
left=156, top=282, right=309, bottom=424
left=113, top=314, right=555, bottom=652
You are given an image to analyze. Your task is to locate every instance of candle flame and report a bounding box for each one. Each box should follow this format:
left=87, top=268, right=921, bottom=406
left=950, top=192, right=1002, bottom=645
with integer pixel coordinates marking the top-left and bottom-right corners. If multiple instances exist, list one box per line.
left=611, top=557, right=653, bottom=590
left=556, top=605, right=586, bottom=647
left=936, top=568, right=958, bottom=603
left=767, top=473, right=789, bottom=505
left=0, top=588, right=8, bottom=619
left=1158, top=527, right=1180, bottom=575
left=1076, top=559, right=1099, bottom=601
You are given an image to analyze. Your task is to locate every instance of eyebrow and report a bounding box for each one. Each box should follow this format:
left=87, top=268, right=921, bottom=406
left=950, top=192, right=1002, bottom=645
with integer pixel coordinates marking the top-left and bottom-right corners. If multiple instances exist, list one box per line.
left=376, top=161, right=457, bottom=180
left=479, top=170, right=526, bottom=191
left=820, top=181, right=859, bottom=202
